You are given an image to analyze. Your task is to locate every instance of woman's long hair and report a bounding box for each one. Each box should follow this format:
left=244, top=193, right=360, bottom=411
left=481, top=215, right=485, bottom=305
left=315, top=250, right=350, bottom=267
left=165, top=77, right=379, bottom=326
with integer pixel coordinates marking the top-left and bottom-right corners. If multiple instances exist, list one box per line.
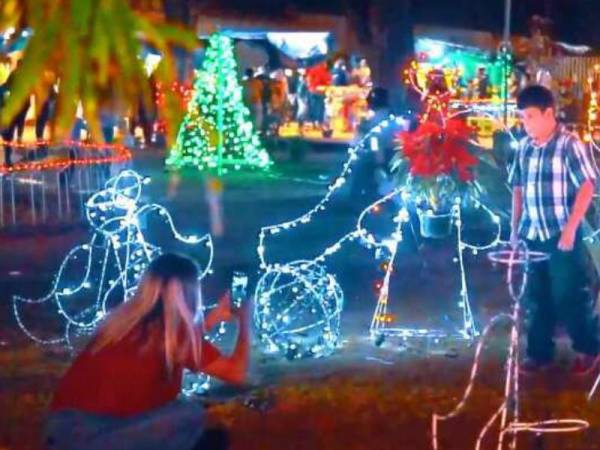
left=91, top=253, right=202, bottom=373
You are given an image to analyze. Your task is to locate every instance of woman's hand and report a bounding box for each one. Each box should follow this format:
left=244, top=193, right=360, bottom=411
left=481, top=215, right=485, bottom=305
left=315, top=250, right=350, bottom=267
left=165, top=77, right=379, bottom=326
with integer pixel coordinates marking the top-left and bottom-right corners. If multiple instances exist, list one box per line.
left=213, top=293, right=234, bottom=322
left=204, top=292, right=234, bottom=331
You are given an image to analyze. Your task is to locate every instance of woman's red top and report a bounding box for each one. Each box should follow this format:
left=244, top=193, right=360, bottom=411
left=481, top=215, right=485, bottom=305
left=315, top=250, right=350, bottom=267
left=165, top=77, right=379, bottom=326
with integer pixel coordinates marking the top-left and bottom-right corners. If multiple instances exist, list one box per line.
left=50, top=324, right=220, bottom=417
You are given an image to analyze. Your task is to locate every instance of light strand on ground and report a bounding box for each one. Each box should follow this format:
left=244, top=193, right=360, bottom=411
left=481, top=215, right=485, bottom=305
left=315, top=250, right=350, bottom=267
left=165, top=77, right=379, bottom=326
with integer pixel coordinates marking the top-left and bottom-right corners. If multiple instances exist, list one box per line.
left=13, top=170, right=213, bottom=346
left=432, top=242, right=589, bottom=450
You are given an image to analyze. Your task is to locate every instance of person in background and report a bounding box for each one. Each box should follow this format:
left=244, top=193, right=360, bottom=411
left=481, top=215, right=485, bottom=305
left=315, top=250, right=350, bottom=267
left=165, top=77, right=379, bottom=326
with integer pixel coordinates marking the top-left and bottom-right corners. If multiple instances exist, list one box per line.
left=295, top=68, right=309, bottom=130
left=509, top=85, right=600, bottom=376
left=269, top=70, right=288, bottom=135
left=472, top=66, right=490, bottom=99
left=6, top=60, right=31, bottom=143
left=351, top=57, right=372, bottom=88
left=351, top=87, right=402, bottom=202
left=557, top=77, right=578, bottom=126
left=286, top=68, right=300, bottom=121
left=99, top=108, right=118, bottom=144
left=331, top=58, right=349, bottom=87
left=130, top=76, right=157, bottom=148
left=423, top=68, right=449, bottom=101
left=35, top=71, right=58, bottom=145
left=35, top=86, right=57, bottom=141
left=306, top=61, right=331, bottom=130
left=257, top=68, right=272, bottom=135
left=242, top=68, right=264, bottom=134
left=1, top=60, right=31, bottom=165
left=0, top=76, right=11, bottom=166
left=44, top=253, right=249, bottom=450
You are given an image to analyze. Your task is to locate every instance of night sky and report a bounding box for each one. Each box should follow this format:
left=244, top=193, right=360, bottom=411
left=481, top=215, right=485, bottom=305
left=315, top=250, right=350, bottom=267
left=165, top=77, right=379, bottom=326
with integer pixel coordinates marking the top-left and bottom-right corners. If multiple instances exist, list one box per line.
left=194, top=0, right=600, bottom=47
left=411, top=0, right=600, bottom=46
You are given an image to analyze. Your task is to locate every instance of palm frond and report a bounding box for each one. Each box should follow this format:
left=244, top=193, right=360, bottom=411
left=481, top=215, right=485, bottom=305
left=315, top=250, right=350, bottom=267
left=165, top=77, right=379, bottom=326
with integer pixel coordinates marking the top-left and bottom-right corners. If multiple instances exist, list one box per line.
left=0, top=0, right=196, bottom=144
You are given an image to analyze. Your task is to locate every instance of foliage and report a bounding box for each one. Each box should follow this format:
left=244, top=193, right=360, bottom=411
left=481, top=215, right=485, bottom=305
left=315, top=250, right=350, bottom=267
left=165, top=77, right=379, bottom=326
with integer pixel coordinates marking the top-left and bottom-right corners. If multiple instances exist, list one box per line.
left=0, top=0, right=196, bottom=143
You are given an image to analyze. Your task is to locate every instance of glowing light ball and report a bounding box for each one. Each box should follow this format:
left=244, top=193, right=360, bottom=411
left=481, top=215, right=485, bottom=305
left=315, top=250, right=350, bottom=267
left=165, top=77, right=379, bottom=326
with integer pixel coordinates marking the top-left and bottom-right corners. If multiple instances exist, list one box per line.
left=254, top=260, right=344, bottom=360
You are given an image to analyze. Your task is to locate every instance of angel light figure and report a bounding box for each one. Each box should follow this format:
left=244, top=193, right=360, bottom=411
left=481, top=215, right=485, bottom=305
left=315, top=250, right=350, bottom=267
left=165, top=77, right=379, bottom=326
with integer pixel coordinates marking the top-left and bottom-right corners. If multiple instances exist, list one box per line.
left=13, top=170, right=213, bottom=347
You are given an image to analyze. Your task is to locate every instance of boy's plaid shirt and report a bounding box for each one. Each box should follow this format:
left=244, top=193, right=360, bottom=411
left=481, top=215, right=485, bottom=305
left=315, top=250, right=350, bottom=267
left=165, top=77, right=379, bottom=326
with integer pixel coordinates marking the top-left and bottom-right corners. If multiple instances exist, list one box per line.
left=508, top=125, right=598, bottom=241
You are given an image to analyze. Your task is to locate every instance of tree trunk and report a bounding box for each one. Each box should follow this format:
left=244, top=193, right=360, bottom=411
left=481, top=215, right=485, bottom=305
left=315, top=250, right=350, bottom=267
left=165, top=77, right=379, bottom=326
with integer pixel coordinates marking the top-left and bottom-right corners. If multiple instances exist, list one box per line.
left=348, top=0, right=415, bottom=111
left=162, top=0, right=194, bottom=81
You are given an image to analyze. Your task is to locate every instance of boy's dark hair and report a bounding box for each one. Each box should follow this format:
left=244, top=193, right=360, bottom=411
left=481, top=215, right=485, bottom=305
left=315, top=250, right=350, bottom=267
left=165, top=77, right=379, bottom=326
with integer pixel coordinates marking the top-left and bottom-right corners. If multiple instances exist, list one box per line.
left=245, top=68, right=254, bottom=78
left=517, top=85, right=555, bottom=111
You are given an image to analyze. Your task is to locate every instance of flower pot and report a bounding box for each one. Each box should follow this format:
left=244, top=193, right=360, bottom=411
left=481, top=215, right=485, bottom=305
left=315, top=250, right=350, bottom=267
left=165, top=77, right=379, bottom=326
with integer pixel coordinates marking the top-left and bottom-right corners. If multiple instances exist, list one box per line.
left=417, top=209, right=453, bottom=239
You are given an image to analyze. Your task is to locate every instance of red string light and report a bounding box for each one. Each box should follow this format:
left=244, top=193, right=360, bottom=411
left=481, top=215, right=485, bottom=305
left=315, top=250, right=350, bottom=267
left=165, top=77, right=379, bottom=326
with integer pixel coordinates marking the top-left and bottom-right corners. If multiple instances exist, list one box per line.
left=154, top=81, right=193, bottom=109
left=0, top=140, right=132, bottom=174
left=152, top=81, right=193, bottom=134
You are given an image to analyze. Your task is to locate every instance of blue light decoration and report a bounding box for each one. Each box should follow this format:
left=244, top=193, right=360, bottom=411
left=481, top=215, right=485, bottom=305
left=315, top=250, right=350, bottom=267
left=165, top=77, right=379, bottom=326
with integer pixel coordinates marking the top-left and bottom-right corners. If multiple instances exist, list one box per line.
left=366, top=193, right=501, bottom=343
left=13, top=170, right=214, bottom=347
left=256, top=111, right=507, bottom=354
left=255, top=115, right=407, bottom=359
left=254, top=261, right=344, bottom=360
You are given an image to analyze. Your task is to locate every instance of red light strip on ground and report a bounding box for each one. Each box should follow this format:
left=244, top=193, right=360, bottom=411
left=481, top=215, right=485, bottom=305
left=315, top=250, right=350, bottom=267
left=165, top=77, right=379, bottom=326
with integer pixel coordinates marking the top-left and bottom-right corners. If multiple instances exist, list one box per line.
left=0, top=140, right=132, bottom=174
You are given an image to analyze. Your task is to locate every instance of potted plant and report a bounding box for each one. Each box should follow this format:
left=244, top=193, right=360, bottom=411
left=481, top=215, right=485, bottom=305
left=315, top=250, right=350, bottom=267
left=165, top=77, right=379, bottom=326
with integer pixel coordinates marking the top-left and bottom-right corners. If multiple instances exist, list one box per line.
left=393, top=118, right=478, bottom=238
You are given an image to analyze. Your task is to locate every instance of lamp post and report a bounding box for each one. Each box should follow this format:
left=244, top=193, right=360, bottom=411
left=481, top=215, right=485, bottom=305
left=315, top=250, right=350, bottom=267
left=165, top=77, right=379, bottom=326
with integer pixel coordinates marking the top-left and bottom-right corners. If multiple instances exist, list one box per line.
left=500, top=0, right=513, bottom=126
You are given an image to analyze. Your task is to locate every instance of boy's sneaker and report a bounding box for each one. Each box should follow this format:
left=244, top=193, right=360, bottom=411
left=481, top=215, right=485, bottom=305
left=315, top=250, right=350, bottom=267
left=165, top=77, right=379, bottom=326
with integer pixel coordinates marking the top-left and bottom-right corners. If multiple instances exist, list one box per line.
left=519, top=358, right=552, bottom=376
left=570, top=354, right=600, bottom=377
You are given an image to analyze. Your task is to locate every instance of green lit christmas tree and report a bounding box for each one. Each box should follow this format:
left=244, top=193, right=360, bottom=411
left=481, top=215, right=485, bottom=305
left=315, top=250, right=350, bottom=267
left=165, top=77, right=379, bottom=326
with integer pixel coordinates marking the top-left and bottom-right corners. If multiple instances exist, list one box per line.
left=166, top=33, right=271, bottom=174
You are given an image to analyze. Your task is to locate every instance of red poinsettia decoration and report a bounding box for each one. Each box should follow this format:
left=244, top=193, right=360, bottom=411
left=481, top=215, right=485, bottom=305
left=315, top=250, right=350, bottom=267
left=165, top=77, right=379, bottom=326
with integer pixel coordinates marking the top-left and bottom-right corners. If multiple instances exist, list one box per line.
left=396, top=118, right=478, bottom=182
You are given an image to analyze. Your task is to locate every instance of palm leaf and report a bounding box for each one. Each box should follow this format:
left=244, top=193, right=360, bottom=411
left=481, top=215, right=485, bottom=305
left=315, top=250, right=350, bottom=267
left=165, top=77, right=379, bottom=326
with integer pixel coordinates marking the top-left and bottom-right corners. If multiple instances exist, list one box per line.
left=0, top=0, right=196, bottom=144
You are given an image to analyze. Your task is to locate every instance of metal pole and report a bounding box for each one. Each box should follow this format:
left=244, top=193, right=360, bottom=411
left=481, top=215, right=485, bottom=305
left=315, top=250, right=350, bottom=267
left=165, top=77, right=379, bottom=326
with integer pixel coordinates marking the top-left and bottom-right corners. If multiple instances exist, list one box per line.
left=503, top=0, right=512, bottom=43
left=65, top=170, right=71, bottom=216
left=502, top=0, right=512, bottom=126
left=95, top=163, right=101, bottom=190
left=41, top=172, right=47, bottom=222
left=30, top=176, right=36, bottom=225
left=57, top=172, right=63, bottom=220
left=10, top=174, right=16, bottom=226
left=78, top=166, right=84, bottom=219
left=0, top=176, right=4, bottom=228
left=85, top=163, right=91, bottom=194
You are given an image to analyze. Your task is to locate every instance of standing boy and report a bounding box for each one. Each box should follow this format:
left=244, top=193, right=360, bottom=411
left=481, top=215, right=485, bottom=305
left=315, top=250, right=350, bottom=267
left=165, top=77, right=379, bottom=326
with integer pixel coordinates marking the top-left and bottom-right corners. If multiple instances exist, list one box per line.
left=509, top=85, right=600, bottom=375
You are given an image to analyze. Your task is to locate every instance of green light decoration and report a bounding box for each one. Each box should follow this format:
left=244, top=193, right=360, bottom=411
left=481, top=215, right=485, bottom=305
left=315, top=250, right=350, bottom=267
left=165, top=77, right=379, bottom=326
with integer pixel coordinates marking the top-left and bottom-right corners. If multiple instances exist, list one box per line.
left=166, top=33, right=271, bottom=175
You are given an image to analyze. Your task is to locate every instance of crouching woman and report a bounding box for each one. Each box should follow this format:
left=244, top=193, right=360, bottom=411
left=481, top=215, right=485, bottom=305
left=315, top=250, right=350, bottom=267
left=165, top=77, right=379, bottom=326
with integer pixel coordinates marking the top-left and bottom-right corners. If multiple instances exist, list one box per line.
left=44, top=253, right=249, bottom=450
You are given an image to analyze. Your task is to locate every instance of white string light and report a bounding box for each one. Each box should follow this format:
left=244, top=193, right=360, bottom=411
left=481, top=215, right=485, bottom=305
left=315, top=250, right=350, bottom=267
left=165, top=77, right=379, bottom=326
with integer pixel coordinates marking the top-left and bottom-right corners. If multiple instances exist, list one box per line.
left=13, top=170, right=213, bottom=347
left=257, top=115, right=407, bottom=269
left=432, top=242, right=589, bottom=450
left=255, top=115, right=406, bottom=358
left=362, top=100, right=512, bottom=343
left=254, top=260, right=344, bottom=360
left=366, top=189, right=502, bottom=342
left=256, top=109, right=508, bottom=354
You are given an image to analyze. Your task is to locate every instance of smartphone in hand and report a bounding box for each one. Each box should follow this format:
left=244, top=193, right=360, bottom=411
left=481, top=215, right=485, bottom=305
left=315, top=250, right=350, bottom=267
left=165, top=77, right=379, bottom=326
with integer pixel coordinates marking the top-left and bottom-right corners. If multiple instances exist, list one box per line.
left=231, top=271, right=248, bottom=309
